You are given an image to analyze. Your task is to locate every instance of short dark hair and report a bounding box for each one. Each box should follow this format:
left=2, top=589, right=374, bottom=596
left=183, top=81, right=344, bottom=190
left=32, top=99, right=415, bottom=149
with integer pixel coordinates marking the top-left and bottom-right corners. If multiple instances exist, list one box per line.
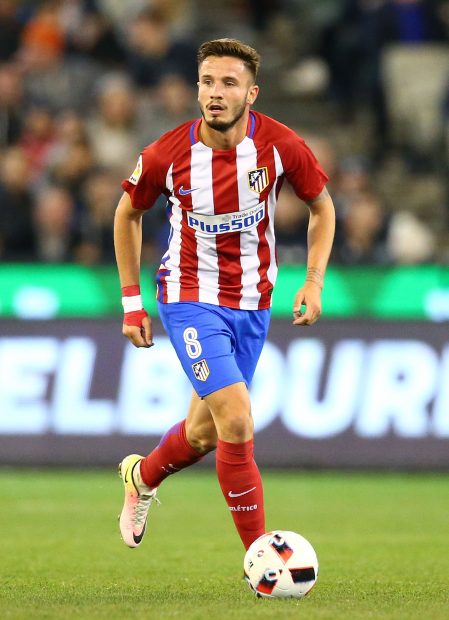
left=197, top=39, right=261, bottom=82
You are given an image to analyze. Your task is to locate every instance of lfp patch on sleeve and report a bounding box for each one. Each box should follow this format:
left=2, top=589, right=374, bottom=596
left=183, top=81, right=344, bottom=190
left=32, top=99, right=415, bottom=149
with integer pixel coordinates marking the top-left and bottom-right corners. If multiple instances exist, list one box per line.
left=129, top=155, right=143, bottom=185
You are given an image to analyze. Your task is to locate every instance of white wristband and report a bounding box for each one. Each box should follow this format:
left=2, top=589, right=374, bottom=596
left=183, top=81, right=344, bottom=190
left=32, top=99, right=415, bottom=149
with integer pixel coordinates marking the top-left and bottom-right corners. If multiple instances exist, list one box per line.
left=122, top=294, right=143, bottom=313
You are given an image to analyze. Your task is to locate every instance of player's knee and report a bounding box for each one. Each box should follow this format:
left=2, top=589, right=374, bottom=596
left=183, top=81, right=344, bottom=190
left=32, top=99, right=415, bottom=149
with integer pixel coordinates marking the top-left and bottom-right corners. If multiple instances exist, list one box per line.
left=218, top=412, right=254, bottom=443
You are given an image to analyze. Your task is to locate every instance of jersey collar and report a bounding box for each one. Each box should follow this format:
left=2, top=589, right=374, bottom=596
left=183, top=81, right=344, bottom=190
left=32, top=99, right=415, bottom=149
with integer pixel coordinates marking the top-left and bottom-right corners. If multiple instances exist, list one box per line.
left=190, top=111, right=257, bottom=146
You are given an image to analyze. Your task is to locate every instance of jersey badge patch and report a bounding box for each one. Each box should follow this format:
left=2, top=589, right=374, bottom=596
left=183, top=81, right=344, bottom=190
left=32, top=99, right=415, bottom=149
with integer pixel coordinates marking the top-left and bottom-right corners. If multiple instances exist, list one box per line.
left=192, top=359, right=210, bottom=382
left=129, top=155, right=143, bottom=185
left=248, top=167, right=269, bottom=193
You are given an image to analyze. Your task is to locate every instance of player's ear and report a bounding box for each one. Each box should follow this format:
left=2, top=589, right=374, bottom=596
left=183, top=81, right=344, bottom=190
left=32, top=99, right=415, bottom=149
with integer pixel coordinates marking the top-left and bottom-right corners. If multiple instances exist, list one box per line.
left=247, top=84, right=259, bottom=105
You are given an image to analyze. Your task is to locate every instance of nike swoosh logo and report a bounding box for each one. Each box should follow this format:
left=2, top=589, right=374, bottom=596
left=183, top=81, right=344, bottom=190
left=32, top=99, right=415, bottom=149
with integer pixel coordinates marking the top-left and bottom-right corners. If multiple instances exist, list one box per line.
left=123, top=461, right=139, bottom=493
left=179, top=185, right=199, bottom=195
left=228, top=486, right=257, bottom=498
left=133, top=522, right=146, bottom=544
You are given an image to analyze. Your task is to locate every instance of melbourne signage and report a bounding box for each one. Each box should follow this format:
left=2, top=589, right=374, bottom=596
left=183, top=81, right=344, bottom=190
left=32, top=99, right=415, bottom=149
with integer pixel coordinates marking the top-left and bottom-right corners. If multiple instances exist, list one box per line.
left=0, top=319, right=448, bottom=468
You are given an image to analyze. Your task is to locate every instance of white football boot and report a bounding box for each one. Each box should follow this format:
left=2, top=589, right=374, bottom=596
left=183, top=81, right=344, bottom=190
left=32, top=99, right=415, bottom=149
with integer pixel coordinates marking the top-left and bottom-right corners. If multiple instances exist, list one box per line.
left=118, top=454, right=160, bottom=548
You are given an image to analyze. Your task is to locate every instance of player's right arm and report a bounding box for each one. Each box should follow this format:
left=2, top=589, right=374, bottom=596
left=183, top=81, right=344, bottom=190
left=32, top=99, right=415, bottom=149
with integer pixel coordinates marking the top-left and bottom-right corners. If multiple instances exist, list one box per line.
left=114, top=191, right=153, bottom=348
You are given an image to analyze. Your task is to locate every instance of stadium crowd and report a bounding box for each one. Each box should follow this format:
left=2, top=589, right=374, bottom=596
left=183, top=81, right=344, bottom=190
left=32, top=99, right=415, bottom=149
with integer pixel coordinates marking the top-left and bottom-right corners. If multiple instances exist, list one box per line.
left=0, top=0, right=448, bottom=266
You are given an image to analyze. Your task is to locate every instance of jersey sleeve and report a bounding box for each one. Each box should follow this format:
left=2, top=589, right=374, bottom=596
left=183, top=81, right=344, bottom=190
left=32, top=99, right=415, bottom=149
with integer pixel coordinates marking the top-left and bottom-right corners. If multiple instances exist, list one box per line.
left=278, top=134, right=329, bottom=202
left=121, top=141, right=167, bottom=210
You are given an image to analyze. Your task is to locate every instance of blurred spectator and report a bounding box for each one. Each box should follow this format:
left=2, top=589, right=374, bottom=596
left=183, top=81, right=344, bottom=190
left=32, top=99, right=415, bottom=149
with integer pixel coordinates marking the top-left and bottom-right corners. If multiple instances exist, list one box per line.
left=334, top=190, right=391, bottom=264
left=299, top=133, right=338, bottom=191
left=87, top=73, right=141, bottom=176
left=52, top=109, right=90, bottom=147
left=444, top=79, right=449, bottom=168
left=17, top=1, right=99, bottom=112
left=124, top=7, right=197, bottom=89
left=0, top=146, right=35, bottom=260
left=20, top=0, right=65, bottom=58
left=333, top=155, right=374, bottom=222
left=61, top=1, right=125, bottom=68
left=382, top=42, right=449, bottom=164
left=335, top=156, right=372, bottom=199
left=0, top=62, right=24, bottom=146
left=274, top=184, right=309, bottom=263
left=75, top=168, right=121, bottom=264
left=387, top=210, right=436, bottom=263
left=321, top=0, right=448, bottom=147
left=18, top=105, right=56, bottom=181
left=44, top=110, right=93, bottom=199
left=46, top=136, right=94, bottom=205
left=75, top=167, right=160, bottom=265
left=0, top=0, right=22, bottom=61
left=33, top=185, right=75, bottom=262
left=246, top=0, right=282, bottom=34
left=137, top=73, right=198, bottom=144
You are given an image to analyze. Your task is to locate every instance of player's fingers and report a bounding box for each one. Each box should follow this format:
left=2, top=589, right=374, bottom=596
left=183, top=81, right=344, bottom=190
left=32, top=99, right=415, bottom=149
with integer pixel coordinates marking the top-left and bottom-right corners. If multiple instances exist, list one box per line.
left=293, top=315, right=311, bottom=326
left=292, top=296, right=304, bottom=315
left=293, top=305, right=321, bottom=326
left=292, top=299, right=305, bottom=320
left=123, top=325, right=150, bottom=348
left=141, top=316, right=154, bottom=347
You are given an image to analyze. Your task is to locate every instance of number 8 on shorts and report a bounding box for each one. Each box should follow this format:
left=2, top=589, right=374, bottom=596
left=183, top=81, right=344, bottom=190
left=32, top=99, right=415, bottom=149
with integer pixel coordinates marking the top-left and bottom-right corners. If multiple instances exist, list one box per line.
left=183, top=327, right=202, bottom=359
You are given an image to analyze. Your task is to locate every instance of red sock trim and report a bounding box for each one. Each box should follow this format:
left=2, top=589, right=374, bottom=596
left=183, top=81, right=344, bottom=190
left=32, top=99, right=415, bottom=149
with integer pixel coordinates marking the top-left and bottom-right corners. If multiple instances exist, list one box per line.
left=216, top=438, right=253, bottom=460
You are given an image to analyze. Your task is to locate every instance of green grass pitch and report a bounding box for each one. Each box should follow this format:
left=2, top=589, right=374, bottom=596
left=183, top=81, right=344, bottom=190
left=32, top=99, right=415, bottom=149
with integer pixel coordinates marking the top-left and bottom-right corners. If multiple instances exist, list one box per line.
left=0, top=469, right=448, bottom=620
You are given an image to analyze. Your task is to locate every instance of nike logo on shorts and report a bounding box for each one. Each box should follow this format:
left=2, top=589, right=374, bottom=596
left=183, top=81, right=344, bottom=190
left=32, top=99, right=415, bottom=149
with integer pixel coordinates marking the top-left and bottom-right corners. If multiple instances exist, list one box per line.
left=179, top=185, right=199, bottom=195
left=228, top=486, right=257, bottom=498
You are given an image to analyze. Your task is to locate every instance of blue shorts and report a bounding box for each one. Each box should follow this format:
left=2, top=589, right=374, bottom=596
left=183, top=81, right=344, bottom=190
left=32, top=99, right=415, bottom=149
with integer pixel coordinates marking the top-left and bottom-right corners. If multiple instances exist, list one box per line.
left=157, top=301, right=271, bottom=397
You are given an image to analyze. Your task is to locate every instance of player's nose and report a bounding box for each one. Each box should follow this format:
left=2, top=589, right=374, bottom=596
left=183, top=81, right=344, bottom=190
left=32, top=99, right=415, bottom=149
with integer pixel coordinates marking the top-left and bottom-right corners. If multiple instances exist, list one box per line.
left=210, top=83, right=224, bottom=97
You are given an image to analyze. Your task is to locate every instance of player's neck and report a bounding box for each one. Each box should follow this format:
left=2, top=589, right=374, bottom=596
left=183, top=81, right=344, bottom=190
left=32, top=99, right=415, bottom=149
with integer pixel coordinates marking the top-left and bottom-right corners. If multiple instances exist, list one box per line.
left=199, top=114, right=249, bottom=150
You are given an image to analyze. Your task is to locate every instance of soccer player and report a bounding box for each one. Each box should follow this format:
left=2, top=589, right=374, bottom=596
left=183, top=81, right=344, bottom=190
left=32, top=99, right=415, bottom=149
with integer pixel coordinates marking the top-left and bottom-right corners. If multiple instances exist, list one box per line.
left=114, top=39, right=335, bottom=551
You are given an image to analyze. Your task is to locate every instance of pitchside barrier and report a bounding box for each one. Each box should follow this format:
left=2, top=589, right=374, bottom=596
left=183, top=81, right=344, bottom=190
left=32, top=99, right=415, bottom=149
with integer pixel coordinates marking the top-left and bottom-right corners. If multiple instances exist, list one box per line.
left=0, top=318, right=448, bottom=469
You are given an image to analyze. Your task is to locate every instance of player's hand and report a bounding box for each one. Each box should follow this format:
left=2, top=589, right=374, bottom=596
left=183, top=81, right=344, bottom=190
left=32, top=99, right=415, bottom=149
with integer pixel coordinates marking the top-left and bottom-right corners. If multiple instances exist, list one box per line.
left=292, top=282, right=322, bottom=326
left=123, top=310, right=154, bottom=347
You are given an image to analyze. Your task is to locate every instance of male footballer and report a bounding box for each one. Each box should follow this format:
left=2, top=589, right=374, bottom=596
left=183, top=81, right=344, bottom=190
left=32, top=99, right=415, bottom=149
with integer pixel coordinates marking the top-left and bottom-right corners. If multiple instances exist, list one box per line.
left=114, top=38, right=335, bottom=550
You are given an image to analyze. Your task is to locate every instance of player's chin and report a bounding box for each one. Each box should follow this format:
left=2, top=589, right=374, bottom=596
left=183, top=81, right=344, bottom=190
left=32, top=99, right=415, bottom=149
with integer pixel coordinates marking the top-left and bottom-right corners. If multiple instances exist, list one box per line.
left=205, top=117, right=233, bottom=132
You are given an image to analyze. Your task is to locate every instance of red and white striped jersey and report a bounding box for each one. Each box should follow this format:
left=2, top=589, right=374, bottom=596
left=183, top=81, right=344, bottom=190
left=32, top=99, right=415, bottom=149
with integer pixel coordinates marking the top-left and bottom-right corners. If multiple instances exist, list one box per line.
left=122, top=111, right=328, bottom=310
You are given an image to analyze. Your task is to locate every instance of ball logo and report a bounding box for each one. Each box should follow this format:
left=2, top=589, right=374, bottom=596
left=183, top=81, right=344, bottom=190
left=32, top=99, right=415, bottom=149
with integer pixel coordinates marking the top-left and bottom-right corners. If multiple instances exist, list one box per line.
left=269, top=533, right=294, bottom=561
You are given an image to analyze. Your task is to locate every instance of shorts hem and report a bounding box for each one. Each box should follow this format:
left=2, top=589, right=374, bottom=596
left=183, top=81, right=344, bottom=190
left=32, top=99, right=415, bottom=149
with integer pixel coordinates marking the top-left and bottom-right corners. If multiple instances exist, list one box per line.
left=195, top=378, right=247, bottom=398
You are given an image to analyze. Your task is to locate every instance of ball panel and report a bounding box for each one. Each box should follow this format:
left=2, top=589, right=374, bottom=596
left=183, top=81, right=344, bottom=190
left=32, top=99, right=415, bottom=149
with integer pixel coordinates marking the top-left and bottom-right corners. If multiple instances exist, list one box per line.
left=243, top=530, right=318, bottom=599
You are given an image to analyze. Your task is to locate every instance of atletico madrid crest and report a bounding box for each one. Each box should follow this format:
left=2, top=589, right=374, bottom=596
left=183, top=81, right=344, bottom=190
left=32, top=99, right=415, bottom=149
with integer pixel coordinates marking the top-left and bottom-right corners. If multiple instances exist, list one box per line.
left=247, top=167, right=269, bottom=193
left=192, top=359, right=210, bottom=381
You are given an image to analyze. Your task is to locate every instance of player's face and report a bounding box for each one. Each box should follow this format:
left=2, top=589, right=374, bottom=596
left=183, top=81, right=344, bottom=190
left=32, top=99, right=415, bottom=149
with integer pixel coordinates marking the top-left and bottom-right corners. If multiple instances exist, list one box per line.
left=197, top=56, right=259, bottom=133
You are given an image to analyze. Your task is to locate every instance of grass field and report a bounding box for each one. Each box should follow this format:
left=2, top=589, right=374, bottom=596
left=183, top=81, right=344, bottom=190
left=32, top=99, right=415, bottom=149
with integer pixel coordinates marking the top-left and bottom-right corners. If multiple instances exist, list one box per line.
left=0, top=469, right=448, bottom=620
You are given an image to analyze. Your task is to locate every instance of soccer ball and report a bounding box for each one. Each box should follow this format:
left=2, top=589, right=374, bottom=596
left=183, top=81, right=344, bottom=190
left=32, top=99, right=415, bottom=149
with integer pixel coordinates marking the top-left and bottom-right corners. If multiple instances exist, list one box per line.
left=243, top=530, right=318, bottom=599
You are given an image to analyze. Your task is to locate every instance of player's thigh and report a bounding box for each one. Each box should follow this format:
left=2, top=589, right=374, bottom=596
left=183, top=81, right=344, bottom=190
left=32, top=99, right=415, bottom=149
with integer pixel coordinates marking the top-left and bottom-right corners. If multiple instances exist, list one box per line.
left=157, top=301, right=244, bottom=397
left=233, top=308, right=271, bottom=385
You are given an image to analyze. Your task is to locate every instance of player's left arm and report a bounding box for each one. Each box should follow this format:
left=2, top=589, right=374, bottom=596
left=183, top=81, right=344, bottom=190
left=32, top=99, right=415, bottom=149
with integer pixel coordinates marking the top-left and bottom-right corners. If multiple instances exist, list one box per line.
left=293, top=186, right=335, bottom=326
